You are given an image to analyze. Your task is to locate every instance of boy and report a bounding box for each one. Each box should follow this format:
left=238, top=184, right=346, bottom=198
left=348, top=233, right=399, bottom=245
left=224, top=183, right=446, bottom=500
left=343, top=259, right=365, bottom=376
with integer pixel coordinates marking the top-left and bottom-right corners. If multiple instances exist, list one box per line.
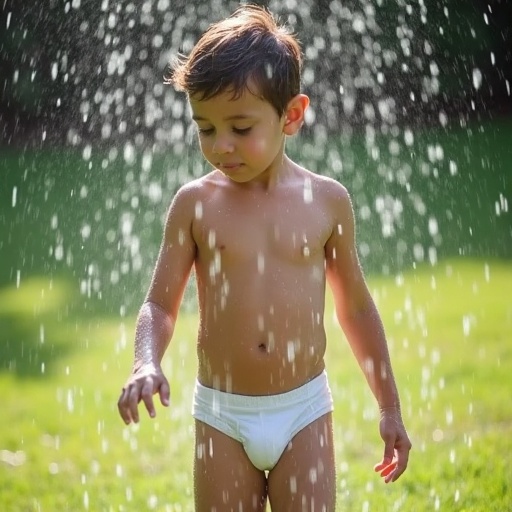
left=118, top=5, right=411, bottom=511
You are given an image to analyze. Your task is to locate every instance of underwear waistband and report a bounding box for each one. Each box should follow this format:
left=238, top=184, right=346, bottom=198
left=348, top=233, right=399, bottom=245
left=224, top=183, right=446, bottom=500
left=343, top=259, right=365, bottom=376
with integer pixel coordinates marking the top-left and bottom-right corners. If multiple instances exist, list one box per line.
left=194, top=370, right=330, bottom=411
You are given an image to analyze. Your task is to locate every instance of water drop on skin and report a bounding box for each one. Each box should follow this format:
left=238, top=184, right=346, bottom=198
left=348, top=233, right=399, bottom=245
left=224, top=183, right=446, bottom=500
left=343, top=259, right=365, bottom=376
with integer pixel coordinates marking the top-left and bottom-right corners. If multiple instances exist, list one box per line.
left=208, top=229, right=216, bottom=249
left=303, top=177, right=313, bottom=204
left=287, top=341, right=295, bottom=363
left=195, top=201, right=203, bottom=219
left=257, top=252, right=265, bottom=274
left=214, top=250, right=221, bottom=274
left=196, top=443, right=204, bottom=460
left=290, top=476, right=297, bottom=494
left=267, top=332, right=275, bottom=352
left=302, top=239, right=310, bottom=258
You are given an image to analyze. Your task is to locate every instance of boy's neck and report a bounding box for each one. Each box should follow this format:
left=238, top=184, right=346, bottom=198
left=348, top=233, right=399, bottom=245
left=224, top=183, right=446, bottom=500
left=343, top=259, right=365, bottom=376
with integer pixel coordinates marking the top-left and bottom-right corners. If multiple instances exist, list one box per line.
left=229, top=152, right=296, bottom=192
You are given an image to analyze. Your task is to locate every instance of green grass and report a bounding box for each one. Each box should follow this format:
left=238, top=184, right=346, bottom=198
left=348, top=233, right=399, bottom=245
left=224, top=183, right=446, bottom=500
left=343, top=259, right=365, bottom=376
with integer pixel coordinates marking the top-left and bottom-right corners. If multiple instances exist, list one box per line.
left=1, top=258, right=511, bottom=511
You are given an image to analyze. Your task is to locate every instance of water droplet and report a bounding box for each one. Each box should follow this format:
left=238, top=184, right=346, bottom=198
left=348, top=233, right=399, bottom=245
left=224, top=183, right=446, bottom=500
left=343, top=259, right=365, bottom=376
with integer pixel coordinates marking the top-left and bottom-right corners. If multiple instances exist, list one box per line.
left=257, top=252, right=265, bottom=274
left=462, top=315, right=475, bottom=337
left=303, top=177, right=313, bottom=204
left=445, top=408, right=453, bottom=425
left=67, top=389, right=74, bottom=412
left=289, top=475, right=297, bottom=494
left=51, top=62, right=58, bottom=81
left=207, top=230, right=216, bottom=249
left=484, top=263, right=490, bottom=283
left=287, top=341, right=296, bottom=362
left=432, top=428, right=444, bottom=443
left=428, top=217, right=438, bottom=236
left=404, top=128, right=414, bottom=146
left=472, top=68, right=483, bottom=90
left=195, top=201, right=203, bottom=220
left=196, top=442, right=205, bottom=460
left=147, top=494, right=158, bottom=509
left=257, top=315, right=264, bottom=331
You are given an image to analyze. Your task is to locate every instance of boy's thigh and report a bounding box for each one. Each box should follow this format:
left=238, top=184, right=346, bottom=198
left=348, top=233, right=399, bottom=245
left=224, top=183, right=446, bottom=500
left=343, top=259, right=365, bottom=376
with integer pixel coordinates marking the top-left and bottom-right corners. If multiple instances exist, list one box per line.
left=267, top=412, right=336, bottom=512
left=194, top=420, right=268, bottom=512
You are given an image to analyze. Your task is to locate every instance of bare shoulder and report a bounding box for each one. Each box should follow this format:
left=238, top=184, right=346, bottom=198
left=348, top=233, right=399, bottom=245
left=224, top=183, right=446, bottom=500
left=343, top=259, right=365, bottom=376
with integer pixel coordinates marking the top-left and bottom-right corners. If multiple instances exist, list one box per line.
left=168, top=171, right=218, bottom=211
left=295, top=164, right=352, bottom=210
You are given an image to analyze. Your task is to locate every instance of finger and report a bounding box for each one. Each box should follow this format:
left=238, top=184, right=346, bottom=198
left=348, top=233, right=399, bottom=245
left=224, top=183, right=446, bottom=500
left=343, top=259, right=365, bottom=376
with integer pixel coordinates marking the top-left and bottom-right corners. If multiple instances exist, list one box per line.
left=374, top=454, right=394, bottom=472
left=380, top=461, right=397, bottom=481
left=385, top=468, right=397, bottom=484
left=159, top=379, right=170, bottom=407
left=391, top=446, right=410, bottom=482
left=374, top=459, right=391, bottom=472
left=140, top=377, right=156, bottom=418
left=375, top=436, right=396, bottom=472
left=117, top=388, right=132, bottom=424
left=127, top=384, right=141, bottom=423
left=379, top=460, right=396, bottom=474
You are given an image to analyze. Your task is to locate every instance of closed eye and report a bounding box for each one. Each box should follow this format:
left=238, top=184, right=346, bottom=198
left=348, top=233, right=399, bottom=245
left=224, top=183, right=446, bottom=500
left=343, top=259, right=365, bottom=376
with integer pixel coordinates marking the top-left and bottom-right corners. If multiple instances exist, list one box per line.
left=197, top=126, right=252, bottom=136
left=233, top=127, right=252, bottom=135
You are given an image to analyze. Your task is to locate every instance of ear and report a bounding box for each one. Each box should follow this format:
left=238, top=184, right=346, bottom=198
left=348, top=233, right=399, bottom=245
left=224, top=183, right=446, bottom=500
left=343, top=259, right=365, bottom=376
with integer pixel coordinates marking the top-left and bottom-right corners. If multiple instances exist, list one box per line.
left=283, top=94, right=310, bottom=135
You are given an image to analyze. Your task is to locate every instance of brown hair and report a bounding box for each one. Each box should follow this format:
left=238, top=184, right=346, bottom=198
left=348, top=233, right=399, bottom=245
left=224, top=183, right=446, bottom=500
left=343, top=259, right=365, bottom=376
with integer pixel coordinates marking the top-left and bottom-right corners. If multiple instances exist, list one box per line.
left=166, top=4, right=302, bottom=117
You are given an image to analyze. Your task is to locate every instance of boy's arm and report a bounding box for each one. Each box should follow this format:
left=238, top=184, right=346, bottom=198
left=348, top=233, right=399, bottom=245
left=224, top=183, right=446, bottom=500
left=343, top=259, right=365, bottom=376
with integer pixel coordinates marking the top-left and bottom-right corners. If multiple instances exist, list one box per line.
left=324, top=182, right=411, bottom=483
left=118, top=186, right=196, bottom=424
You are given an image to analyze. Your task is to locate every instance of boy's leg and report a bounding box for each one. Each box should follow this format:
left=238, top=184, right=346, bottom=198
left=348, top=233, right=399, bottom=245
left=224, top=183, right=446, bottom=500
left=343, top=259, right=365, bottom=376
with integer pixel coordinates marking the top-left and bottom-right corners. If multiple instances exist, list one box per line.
left=267, top=413, right=336, bottom=512
left=194, top=420, right=268, bottom=512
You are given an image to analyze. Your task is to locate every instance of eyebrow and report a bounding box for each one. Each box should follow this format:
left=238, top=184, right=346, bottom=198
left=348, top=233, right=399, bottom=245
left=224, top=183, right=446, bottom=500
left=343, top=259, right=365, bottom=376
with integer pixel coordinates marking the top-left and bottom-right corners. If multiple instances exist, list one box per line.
left=192, top=114, right=256, bottom=122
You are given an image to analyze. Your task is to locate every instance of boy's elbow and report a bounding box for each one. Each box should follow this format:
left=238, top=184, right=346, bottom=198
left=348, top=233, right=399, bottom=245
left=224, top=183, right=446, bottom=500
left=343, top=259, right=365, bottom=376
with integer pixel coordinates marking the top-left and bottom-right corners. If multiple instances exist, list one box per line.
left=141, top=300, right=176, bottom=327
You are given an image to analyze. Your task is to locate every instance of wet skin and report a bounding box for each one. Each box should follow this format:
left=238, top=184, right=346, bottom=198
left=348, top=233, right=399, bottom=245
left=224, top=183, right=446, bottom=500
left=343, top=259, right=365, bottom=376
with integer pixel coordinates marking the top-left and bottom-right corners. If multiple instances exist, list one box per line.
left=118, top=88, right=411, bottom=497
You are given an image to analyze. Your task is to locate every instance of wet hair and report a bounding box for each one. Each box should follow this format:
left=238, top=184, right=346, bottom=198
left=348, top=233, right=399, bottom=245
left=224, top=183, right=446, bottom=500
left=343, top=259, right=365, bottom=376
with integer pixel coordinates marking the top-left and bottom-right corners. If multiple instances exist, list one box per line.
left=166, top=4, right=302, bottom=117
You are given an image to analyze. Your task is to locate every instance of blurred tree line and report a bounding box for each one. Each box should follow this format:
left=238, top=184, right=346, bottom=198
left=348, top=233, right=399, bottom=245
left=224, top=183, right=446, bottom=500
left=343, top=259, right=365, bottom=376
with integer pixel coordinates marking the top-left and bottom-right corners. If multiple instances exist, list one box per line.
left=1, top=0, right=510, bottom=311
left=0, top=0, right=510, bottom=149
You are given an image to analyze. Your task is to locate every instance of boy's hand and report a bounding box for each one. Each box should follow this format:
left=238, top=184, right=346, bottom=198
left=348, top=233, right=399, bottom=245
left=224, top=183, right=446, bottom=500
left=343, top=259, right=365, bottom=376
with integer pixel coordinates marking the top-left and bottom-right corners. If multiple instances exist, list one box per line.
left=118, top=364, right=170, bottom=424
left=374, top=408, right=412, bottom=483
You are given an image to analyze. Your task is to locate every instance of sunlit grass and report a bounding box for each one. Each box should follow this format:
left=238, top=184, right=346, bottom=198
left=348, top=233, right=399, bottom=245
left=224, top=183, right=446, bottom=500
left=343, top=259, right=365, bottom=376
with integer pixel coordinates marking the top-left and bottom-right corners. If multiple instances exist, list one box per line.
left=0, top=258, right=511, bottom=511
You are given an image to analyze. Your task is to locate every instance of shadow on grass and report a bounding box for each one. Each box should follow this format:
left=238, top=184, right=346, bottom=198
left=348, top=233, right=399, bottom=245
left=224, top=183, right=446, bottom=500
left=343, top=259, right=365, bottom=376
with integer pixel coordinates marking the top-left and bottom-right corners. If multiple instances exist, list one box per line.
left=0, top=277, right=80, bottom=378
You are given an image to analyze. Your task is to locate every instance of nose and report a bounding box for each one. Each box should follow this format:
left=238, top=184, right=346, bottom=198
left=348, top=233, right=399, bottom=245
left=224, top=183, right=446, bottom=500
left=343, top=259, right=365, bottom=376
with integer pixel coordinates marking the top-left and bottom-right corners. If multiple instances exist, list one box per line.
left=212, top=134, right=234, bottom=155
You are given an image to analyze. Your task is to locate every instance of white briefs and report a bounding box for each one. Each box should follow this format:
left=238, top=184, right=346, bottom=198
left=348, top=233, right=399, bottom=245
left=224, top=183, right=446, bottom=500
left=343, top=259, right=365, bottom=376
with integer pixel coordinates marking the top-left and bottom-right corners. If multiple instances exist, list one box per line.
left=192, top=370, right=334, bottom=471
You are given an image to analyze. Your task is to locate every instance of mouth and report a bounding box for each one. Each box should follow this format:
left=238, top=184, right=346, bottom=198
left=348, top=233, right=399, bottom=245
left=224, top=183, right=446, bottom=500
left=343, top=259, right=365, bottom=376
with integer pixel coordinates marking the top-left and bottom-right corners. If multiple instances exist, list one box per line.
left=218, top=163, right=243, bottom=172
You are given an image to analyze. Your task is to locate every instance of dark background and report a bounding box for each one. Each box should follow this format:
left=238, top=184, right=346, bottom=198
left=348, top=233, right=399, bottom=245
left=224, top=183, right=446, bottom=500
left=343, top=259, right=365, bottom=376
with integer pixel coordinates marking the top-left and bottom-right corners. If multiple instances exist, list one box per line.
left=1, top=0, right=511, bottom=147
left=1, top=0, right=511, bottom=315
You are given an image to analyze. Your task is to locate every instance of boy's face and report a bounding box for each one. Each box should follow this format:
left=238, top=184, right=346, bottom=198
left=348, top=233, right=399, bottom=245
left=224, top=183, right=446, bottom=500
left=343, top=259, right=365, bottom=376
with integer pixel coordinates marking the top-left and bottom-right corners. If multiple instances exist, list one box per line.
left=189, top=87, right=287, bottom=184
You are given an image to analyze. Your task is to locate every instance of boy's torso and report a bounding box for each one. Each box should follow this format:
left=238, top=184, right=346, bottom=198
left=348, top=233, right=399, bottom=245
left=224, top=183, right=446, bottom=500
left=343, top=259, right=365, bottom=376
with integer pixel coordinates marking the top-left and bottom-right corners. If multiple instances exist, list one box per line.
left=190, top=167, right=339, bottom=395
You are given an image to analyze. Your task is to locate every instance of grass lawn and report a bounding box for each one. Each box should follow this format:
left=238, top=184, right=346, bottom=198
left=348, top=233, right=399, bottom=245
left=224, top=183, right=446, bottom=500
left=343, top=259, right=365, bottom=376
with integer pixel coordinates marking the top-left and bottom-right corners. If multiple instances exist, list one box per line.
left=0, top=257, right=511, bottom=511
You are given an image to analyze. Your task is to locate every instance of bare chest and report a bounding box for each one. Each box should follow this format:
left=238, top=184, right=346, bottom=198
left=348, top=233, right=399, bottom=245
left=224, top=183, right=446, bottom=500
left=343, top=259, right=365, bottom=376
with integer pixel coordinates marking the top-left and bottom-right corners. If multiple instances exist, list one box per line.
left=192, top=192, right=333, bottom=266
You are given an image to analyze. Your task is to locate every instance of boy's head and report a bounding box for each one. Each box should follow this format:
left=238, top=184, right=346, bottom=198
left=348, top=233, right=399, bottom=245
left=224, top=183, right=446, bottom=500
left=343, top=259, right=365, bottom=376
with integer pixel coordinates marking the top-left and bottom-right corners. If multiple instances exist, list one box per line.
left=167, top=5, right=302, bottom=117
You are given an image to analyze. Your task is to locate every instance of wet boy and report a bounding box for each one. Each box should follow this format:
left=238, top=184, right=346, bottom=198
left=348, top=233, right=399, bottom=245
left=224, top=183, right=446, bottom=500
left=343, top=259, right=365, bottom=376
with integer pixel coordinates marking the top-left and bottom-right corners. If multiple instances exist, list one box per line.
left=118, top=5, right=411, bottom=511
